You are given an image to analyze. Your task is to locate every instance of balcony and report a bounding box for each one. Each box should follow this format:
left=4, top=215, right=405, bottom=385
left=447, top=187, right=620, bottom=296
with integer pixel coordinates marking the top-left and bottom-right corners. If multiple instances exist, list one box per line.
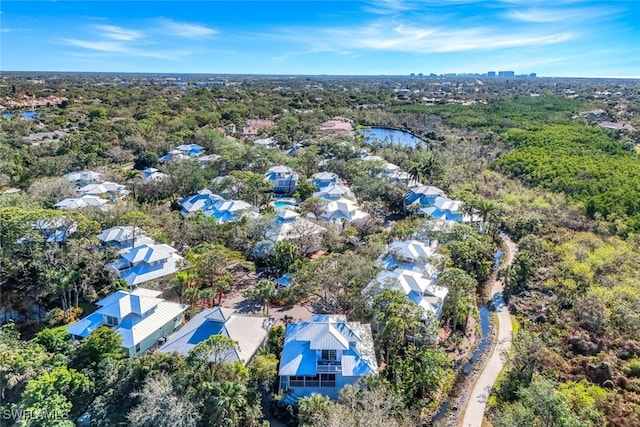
left=316, top=361, right=341, bottom=373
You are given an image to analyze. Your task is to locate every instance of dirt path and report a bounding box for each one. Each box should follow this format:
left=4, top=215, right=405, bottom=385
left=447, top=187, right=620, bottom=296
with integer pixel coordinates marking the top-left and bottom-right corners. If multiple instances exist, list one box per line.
left=459, top=233, right=517, bottom=427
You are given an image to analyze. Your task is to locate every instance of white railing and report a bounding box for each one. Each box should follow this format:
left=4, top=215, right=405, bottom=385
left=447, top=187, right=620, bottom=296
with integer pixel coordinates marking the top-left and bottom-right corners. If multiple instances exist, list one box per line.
left=316, top=363, right=341, bottom=373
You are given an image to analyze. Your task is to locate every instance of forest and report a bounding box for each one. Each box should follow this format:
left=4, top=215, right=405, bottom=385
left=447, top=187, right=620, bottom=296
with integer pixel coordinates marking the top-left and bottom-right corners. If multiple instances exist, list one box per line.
left=1, top=73, right=640, bottom=426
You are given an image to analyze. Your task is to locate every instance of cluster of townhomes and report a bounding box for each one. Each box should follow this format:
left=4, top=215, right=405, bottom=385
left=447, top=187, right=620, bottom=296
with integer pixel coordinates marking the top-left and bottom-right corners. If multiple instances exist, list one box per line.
left=158, top=143, right=220, bottom=165
left=63, top=131, right=479, bottom=404
left=54, top=170, right=128, bottom=211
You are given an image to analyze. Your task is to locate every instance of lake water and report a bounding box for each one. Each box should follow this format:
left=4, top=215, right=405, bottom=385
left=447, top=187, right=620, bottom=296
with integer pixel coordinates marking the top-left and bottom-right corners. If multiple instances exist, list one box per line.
left=361, top=127, right=426, bottom=148
left=2, top=112, right=15, bottom=118
left=22, top=111, right=36, bottom=119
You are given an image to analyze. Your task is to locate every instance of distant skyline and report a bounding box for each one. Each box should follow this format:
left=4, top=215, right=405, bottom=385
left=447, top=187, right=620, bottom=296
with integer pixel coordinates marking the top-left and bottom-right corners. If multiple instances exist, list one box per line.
left=1, top=1, right=639, bottom=78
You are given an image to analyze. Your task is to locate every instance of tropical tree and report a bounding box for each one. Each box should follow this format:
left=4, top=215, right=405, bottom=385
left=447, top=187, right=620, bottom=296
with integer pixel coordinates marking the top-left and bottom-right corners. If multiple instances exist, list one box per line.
left=19, top=366, right=91, bottom=427
left=298, top=393, right=333, bottom=427
left=253, top=279, right=278, bottom=315
left=373, top=290, right=433, bottom=365
left=437, top=267, right=477, bottom=331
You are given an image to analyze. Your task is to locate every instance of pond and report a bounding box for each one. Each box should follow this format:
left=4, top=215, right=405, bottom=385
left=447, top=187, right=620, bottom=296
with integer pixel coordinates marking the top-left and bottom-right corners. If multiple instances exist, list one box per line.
left=2, top=112, right=15, bottom=119
left=22, top=111, right=37, bottom=119
left=361, top=127, right=427, bottom=148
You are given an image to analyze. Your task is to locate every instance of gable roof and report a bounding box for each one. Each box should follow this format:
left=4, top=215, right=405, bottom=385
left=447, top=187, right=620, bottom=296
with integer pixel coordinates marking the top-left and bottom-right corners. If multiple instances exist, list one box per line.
left=158, top=307, right=269, bottom=365
left=121, top=243, right=176, bottom=264
left=365, top=268, right=448, bottom=319
left=67, top=288, right=187, bottom=348
left=54, top=195, right=109, bottom=210
left=97, top=226, right=147, bottom=244
left=279, top=315, right=377, bottom=377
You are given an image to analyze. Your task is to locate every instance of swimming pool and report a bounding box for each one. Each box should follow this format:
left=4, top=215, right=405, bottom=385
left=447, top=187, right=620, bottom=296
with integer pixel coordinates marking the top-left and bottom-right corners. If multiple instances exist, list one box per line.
left=273, top=201, right=295, bottom=209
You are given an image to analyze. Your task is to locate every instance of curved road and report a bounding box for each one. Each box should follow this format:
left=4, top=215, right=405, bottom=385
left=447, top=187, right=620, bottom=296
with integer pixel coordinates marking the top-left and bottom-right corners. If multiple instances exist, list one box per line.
left=459, top=233, right=517, bottom=427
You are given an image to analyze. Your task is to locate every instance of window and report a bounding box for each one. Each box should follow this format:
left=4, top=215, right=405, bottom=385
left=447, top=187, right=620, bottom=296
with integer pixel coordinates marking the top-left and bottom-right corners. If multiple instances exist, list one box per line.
left=106, top=316, right=118, bottom=326
left=320, top=374, right=336, bottom=388
left=321, top=349, right=337, bottom=361
left=135, top=344, right=141, bottom=353
left=289, top=376, right=305, bottom=387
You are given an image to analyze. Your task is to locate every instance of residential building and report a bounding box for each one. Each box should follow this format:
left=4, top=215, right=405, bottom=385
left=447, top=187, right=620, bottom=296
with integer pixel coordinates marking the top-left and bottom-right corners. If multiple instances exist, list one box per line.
left=377, top=239, right=439, bottom=272
left=179, top=189, right=225, bottom=215
left=178, top=189, right=259, bottom=223
left=198, top=154, right=221, bottom=166
left=253, top=138, right=278, bottom=149
left=63, top=170, right=102, bottom=187
left=313, top=183, right=353, bottom=201
left=405, top=185, right=446, bottom=206
left=158, top=307, right=270, bottom=365
left=77, top=181, right=127, bottom=200
left=311, top=172, right=339, bottom=189
left=97, top=226, right=155, bottom=251
left=106, top=243, right=184, bottom=288
left=278, top=315, right=378, bottom=403
left=266, top=209, right=326, bottom=242
left=316, top=198, right=369, bottom=226
left=32, top=217, right=78, bottom=243
left=242, top=119, right=275, bottom=139
left=405, top=186, right=478, bottom=223
left=318, top=119, right=353, bottom=134
left=212, top=199, right=259, bottom=223
left=159, top=144, right=204, bottom=163
left=364, top=268, right=447, bottom=320
left=141, top=167, right=168, bottom=183
left=67, top=288, right=187, bottom=358
left=54, top=195, right=109, bottom=210
left=265, top=165, right=299, bottom=194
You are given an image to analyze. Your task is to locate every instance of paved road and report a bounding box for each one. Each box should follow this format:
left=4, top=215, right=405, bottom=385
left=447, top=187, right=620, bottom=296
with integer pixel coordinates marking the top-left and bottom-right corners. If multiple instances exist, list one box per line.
left=459, top=234, right=517, bottom=427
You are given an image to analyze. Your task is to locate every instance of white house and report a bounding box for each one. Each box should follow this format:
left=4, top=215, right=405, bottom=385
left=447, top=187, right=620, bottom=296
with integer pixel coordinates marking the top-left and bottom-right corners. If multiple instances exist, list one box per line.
left=54, top=195, right=110, bottom=210
left=377, top=239, right=440, bottom=272
left=97, top=226, right=155, bottom=251
left=253, top=137, right=278, bottom=149
left=77, top=181, right=127, bottom=200
left=67, top=287, right=187, bottom=358
left=364, top=268, right=448, bottom=320
left=265, top=209, right=326, bottom=242
left=313, top=183, right=353, bottom=201
left=106, top=243, right=184, bottom=287
left=278, top=315, right=378, bottom=403
left=63, top=170, right=102, bottom=187
left=316, top=198, right=369, bottom=225
left=141, top=167, right=168, bottom=183
left=265, top=165, right=299, bottom=194
left=158, top=307, right=270, bottom=365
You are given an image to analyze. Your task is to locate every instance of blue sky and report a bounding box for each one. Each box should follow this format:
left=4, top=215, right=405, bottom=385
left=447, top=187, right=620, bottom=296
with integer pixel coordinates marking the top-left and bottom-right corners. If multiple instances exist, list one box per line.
left=1, top=1, right=639, bottom=77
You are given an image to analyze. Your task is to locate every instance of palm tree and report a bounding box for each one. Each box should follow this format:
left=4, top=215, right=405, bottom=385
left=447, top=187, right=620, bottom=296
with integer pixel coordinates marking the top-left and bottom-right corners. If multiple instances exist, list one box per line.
left=254, top=279, right=277, bottom=315
left=183, top=287, right=201, bottom=308
left=212, top=381, right=246, bottom=426
left=477, top=198, right=498, bottom=233
left=298, top=393, right=332, bottom=426
left=200, top=287, right=215, bottom=308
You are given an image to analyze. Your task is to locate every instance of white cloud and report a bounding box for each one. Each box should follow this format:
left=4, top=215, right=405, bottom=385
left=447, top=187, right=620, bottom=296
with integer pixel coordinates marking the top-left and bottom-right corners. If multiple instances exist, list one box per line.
left=60, top=38, right=125, bottom=53
left=157, top=18, right=217, bottom=39
left=504, top=6, right=620, bottom=23
left=59, top=38, right=191, bottom=60
left=267, top=21, right=574, bottom=55
left=92, top=24, right=143, bottom=41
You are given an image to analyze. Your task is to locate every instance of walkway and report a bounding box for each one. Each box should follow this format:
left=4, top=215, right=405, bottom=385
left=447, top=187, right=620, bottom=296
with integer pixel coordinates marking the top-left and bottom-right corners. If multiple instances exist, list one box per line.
left=459, top=233, right=517, bottom=427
